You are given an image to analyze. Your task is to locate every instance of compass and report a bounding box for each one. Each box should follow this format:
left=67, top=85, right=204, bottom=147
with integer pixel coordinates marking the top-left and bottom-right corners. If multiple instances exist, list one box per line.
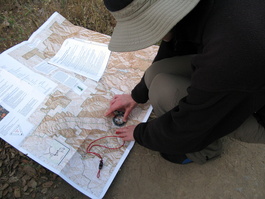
left=113, top=111, right=126, bottom=126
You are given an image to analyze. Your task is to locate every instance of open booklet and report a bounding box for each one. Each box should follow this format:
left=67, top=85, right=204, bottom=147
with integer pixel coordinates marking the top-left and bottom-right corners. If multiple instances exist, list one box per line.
left=0, top=12, right=158, bottom=199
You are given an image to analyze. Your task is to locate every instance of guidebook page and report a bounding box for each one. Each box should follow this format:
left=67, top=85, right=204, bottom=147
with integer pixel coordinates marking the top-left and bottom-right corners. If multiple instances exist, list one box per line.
left=49, top=38, right=111, bottom=81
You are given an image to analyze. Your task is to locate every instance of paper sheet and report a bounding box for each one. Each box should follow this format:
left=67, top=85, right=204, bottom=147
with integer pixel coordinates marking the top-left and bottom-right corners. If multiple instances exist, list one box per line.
left=49, top=38, right=110, bottom=81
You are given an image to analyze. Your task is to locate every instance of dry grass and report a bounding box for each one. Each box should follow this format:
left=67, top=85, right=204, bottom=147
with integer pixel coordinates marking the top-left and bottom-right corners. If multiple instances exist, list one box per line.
left=0, top=0, right=116, bottom=52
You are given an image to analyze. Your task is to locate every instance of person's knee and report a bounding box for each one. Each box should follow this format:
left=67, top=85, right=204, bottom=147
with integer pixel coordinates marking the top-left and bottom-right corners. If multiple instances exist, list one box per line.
left=145, top=56, right=193, bottom=89
left=149, top=73, right=168, bottom=96
left=148, top=73, right=171, bottom=115
left=144, top=61, right=164, bottom=89
left=149, top=73, right=189, bottom=116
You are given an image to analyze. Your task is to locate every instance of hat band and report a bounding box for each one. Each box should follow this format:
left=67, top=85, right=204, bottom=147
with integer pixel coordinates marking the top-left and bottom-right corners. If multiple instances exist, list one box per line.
left=111, top=0, right=158, bottom=22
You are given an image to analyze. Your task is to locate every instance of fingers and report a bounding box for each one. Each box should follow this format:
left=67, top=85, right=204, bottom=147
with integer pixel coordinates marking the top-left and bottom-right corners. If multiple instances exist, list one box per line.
left=105, top=96, right=121, bottom=117
left=115, top=125, right=136, bottom=141
left=105, top=99, right=120, bottom=117
left=116, top=126, right=127, bottom=133
left=115, top=131, right=125, bottom=137
left=123, top=103, right=137, bottom=122
left=104, top=107, right=115, bottom=117
left=115, top=131, right=130, bottom=141
left=115, top=131, right=126, bottom=141
left=104, top=106, right=114, bottom=117
left=122, top=111, right=128, bottom=122
left=105, top=94, right=137, bottom=121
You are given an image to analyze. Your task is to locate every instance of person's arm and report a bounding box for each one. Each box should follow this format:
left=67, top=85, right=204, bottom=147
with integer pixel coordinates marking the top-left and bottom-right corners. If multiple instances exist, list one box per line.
left=131, top=74, right=149, bottom=103
left=134, top=87, right=254, bottom=154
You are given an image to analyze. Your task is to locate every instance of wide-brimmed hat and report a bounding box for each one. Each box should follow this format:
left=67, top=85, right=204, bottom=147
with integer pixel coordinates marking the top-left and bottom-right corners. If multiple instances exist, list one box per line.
left=104, top=0, right=200, bottom=52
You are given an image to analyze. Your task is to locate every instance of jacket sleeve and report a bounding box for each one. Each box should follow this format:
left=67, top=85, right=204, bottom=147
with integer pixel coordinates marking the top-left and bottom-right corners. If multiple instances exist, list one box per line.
left=133, top=87, right=256, bottom=154
left=131, top=74, right=149, bottom=104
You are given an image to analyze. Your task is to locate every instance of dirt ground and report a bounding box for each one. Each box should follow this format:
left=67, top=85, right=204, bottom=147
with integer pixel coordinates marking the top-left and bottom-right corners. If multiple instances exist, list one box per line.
left=1, top=135, right=265, bottom=199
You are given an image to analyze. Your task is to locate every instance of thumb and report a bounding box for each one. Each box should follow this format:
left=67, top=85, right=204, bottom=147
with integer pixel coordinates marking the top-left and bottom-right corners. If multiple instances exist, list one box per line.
left=123, top=108, right=132, bottom=122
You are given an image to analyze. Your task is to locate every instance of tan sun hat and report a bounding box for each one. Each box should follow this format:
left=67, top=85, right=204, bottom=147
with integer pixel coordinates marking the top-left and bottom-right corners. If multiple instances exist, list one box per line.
left=104, top=0, right=200, bottom=52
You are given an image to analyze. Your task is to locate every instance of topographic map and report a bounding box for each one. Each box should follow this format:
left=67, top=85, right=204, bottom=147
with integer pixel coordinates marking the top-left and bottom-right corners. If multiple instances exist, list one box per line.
left=0, top=12, right=158, bottom=199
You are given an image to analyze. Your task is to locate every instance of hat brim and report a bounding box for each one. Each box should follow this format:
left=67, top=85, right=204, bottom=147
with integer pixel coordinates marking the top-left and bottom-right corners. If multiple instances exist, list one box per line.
left=108, top=0, right=200, bottom=52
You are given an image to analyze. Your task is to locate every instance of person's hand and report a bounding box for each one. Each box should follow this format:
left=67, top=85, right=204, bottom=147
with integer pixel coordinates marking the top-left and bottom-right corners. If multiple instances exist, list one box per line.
left=104, top=94, right=137, bottom=122
left=116, top=125, right=136, bottom=141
